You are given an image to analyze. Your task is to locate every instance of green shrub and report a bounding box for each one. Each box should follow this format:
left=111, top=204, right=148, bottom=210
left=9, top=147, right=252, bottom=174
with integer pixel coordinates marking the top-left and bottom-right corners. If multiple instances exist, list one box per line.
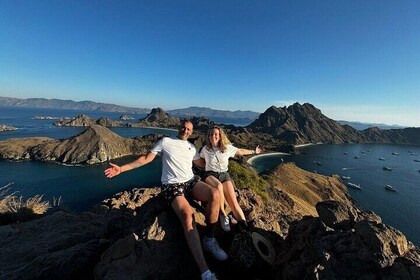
left=228, top=160, right=269, bottom=201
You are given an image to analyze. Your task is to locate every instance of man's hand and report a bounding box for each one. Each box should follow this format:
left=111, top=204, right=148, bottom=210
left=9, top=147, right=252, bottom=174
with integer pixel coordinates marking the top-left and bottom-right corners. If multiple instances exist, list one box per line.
left=104, top=162, right=121, bottom=178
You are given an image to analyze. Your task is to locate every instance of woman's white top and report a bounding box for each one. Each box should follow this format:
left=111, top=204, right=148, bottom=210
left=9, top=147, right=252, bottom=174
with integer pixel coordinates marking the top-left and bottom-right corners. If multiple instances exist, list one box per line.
left=200, top=144, right=238, bottom=172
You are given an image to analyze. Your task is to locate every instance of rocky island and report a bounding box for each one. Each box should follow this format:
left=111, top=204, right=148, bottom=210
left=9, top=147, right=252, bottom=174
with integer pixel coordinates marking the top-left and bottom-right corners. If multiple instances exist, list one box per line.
left=0, top=124, right=17, bottom=132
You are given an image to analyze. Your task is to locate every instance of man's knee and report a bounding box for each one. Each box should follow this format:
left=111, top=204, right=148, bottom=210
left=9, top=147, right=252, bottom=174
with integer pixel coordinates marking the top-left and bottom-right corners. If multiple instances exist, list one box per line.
left=210, top=186, right=220, bottom=203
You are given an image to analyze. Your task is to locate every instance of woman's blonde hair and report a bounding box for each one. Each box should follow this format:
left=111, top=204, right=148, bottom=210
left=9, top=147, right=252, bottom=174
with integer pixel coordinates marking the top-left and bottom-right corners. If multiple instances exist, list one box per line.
left=206, top=126, right=231, bottom=153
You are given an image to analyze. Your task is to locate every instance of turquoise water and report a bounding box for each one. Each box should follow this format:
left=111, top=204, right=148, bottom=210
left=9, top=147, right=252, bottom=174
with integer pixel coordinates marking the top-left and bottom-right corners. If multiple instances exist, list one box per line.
left=251, top=144, right=420, bottom=246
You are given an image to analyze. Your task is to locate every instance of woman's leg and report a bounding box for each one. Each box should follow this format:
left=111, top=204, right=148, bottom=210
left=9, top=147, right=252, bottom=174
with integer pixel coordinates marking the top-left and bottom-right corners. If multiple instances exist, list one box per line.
left=223, top=180, right=246, bottom=222
left=205, top=176, right=227, bottom=216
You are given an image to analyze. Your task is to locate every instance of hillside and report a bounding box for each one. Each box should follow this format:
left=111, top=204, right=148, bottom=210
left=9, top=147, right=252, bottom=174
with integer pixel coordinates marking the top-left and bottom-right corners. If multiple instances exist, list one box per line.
left=0, top=125, right=157, bottom=164
left=1, top=163, right=418, bottom=279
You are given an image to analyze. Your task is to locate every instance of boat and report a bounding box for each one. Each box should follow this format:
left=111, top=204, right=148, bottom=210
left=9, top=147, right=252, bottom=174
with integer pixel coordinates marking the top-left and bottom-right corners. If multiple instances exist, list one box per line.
left=385, top=185, right=397, bottom=192
left=392, top=152, right=399, bottom=155
left=414, top=159, right=420, bottom=162
left=343, top=152, right=348, bottom=155
left=347, top=182, right=361, bottom=190
left=342, top=176, right=351, bottom=180
left=383, top=166, right=392, bottom=171
left=379, top=157, right=385, bottom=161
left=354, top=156, right=360, bottom=159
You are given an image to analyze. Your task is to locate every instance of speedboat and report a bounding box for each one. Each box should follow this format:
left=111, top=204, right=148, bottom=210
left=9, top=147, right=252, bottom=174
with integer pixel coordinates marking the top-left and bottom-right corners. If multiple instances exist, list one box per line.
left=347, top=182, right=361, bottom=190
left=342, top=176, right=351, bottom=180
left=383, top=166, right=392, bottom=171
left=392, top=152, right=399, bottom=155
left=385, top=185, right=396, bottom=192
left=379, top=157, right=385, bottom=161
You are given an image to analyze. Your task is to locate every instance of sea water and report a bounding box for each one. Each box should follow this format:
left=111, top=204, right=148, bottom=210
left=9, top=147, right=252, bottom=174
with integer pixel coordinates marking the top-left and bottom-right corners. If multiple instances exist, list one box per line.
left=1, top=106, right=418, bottom=246
left=0, top=106, right=248, bottom=211
left=251, top=143, right=420, bottom=246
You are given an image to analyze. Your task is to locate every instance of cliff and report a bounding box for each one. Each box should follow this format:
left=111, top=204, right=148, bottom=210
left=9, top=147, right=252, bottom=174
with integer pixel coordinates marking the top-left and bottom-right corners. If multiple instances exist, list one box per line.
left=0, top=125, right=157, bottom=164
left=0, top=163, right=418, bottom=279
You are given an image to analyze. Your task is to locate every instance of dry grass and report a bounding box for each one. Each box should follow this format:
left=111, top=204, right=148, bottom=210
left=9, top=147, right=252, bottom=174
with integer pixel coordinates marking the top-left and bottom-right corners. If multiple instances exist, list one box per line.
left=0, top=183, right=55, bottom=225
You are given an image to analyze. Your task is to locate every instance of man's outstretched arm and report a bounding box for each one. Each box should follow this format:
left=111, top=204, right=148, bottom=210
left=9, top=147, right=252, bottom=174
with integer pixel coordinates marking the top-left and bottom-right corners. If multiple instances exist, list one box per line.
left=104, top=152, right=157, bottom=178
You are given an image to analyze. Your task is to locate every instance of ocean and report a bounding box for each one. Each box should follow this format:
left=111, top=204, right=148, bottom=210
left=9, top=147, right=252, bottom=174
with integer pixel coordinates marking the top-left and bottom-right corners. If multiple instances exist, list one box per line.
left=1, top=106, right=419, bottom=246
left=250, top=144, right=420, bottom=246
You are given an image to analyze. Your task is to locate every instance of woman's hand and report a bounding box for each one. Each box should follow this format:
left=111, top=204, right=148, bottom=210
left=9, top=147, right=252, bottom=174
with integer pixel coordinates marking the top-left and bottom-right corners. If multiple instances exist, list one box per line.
left=104, top=162, right=121, bottom=178
left=255, top=145, right=263, bottom=154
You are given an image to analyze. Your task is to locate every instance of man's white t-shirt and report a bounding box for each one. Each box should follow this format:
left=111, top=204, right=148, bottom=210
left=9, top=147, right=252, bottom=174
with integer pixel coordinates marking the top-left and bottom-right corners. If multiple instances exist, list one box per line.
left=199, top=144, right=238, bottom=172
left=151, top=137, right=200, bottom=185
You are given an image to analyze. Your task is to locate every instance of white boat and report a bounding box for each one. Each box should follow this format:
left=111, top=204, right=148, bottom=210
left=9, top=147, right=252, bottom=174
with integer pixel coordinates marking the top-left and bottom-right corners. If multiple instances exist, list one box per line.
left=385, top=185, right=396, bottom=192
left=383, top=166, right=392, bottom=171
left=347, top=182, right=361, bottom=190
left=379, top=157, right=385, bottom=161
left=342, top=176, right=351, bottom=180
left=354, top=156, right=360, bottom=159
left=392, top=152, right=399, bottom=155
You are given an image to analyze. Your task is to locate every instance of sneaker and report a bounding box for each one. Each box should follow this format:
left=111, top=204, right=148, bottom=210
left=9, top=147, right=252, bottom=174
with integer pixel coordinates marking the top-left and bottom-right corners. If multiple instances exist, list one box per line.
left=219, top=214, right=231, bottom=232
left=202, top=236, right=228, bottom=261
left=201, top=270, right=218, bottom=280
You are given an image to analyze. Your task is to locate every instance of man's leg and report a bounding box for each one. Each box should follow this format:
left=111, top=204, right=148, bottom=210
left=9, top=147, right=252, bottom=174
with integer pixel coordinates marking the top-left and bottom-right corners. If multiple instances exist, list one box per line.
left=171, top=195, right=209, bottom=273
left=204, top=176, right=226, bottom=216
left=191, top=181, right=220, bottom=224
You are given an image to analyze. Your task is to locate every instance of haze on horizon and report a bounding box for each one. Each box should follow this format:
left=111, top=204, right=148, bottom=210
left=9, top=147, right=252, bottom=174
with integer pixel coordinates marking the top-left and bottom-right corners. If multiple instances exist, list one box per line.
left=1, top=1, right=419, bottom=127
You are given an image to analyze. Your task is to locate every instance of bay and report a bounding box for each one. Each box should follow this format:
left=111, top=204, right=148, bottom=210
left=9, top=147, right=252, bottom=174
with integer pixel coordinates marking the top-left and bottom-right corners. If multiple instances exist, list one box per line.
left=251, top=143, right=420, bottom=246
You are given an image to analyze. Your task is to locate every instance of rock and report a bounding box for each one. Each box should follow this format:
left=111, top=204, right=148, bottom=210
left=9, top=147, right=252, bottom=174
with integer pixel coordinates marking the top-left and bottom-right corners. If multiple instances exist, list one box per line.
left=0, top=124, right=17, bottom=132
left=355, top=221, right=409, bottom=267
left=316, top=200, right=358, bottom=230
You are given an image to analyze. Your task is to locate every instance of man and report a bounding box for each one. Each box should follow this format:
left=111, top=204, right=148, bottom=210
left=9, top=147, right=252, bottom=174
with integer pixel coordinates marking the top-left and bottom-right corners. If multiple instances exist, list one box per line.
left=104, top=120, right=226, bottom=280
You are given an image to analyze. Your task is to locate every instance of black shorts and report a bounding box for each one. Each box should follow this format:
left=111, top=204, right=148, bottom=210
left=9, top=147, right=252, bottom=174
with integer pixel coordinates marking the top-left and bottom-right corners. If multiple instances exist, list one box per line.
left=204, top=171, right=232, bottom=183
left=161, top=175, right=201, bottom=204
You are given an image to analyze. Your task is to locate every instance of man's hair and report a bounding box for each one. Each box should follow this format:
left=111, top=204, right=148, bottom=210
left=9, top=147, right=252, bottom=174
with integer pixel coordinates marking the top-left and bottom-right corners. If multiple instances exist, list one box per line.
left=179, top=119, right=193, bottom=128
left=206, top=126, right=231, bottom=153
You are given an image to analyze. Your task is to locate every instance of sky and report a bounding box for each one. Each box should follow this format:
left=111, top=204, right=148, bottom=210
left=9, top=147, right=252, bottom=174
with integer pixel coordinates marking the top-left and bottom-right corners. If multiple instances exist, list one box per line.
left=1, top=1, right=420, bottom=127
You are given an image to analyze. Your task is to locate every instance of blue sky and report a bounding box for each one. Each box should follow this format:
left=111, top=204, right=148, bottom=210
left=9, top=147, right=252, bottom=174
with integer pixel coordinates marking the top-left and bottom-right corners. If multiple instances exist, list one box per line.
left=1, top=1, right=420, bottom=126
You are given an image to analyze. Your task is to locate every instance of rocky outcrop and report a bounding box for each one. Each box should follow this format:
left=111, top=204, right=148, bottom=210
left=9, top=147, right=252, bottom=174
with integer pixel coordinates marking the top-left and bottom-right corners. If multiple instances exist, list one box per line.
left=275, top=200, right=420, bottom=280
left=119, top=115, right=134, bottom=120
left=0, top=124, right=17, bottom=132
left=134, top=107, right=180, bottom=129
left=244, top=103, right=420, bottom=146
left=0, top=163, right=419, bottom=279
left=54, top=114, right=124, bottom=127
left=0, top=125, right=157, bottom=164
left=246, top=103, right=365, bottom=145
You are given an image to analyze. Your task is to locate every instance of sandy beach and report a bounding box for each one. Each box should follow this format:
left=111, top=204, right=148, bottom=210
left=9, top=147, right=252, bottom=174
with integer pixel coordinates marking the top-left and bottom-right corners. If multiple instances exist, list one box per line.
left=247, top=152, right=290, bottom=165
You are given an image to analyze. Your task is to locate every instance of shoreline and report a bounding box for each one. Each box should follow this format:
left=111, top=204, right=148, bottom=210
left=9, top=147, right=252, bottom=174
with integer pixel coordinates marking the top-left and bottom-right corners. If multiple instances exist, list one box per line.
left=247, top=152, right=290, bottom=165
left=247, top=143, right=318, bottom=165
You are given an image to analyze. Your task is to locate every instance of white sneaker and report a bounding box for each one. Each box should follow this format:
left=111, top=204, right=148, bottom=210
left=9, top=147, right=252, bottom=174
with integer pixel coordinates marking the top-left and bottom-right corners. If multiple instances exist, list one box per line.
left=219, top=214, right=231, bottom=232
left=201, top=270, right=218, bottom=280
left=202, top=236, right=228, bottom=261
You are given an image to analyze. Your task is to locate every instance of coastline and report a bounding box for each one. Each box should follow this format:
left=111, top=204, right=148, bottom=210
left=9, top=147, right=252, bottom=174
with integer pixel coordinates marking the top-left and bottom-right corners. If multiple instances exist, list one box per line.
left=247, top=152, right=290, bottom=165
left=294, top=143, right=317, bottom=148
left=247, top=142, right=317, bottom=165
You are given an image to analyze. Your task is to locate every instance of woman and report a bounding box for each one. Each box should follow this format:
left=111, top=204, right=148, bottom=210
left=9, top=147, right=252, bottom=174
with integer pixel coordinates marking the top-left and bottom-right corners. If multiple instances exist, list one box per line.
left=200, top=126, right=262, bottom=232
